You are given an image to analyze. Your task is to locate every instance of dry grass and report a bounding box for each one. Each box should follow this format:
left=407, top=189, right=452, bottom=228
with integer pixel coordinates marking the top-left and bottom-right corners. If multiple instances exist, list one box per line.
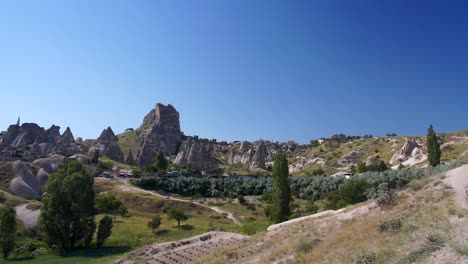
left=199, top=171, right=468, bottom=264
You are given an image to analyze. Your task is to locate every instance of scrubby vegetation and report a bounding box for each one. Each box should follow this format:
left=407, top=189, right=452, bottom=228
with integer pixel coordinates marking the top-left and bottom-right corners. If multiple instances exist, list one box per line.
left=133, top=164, right=456, bottom=215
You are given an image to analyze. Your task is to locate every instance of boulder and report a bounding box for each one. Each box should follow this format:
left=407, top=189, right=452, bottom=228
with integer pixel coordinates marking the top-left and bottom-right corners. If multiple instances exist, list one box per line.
left=10, top=161, right=41, bottom=199
left=10, top=177, right=40, bottom=200
left=36, top=168, right=50, bottom=186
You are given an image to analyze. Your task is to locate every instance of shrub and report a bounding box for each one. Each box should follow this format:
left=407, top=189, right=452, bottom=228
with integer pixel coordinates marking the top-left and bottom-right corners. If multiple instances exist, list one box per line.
left=237, top=195, right=246, bottom=205
left=355, top=253, right=378, bottom=264
left=378, top=218, right=402, bottom=233
left=147, top=215, right=162, bottom=233
left=295, top=238, right=321, bottom=254
left=326, top=179, right=370, bottom=209
left=96, top=216, right=113, bottom=248
left=376, top=190, right=396, bottom=209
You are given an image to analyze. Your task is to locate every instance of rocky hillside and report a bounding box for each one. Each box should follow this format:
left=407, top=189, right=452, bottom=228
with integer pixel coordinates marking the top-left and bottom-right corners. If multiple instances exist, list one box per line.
left=196, top=164, right=468, bottom=264
left=113, top=103, right=468, bottom=175
left=1, top=103, right=467, bottom=176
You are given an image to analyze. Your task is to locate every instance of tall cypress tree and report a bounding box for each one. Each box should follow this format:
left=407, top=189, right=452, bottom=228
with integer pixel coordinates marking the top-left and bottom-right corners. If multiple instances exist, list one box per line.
left=427, top=124, right=441, bottom=167
left=0, top=205, right=16, bottom=259
left=271, top=152, right=291, bottom=223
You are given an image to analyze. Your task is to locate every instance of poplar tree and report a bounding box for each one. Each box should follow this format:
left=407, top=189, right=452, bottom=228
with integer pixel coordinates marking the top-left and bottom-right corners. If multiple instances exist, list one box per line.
left=0, top=205, right=16, bottom=259
left=271, top=152, right=291, bottom=223
left=427, top=124, right=441, bottom=167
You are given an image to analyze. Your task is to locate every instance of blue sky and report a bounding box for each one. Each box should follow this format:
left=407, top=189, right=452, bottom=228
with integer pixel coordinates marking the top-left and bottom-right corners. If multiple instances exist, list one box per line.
left=0, top=1, right=466, bottom=143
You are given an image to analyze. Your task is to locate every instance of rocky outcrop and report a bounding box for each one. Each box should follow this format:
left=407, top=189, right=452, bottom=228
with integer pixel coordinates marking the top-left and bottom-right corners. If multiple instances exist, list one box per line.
left=337, top=149, right=365, bottom=168
left=88, top=127, right=124, bottom=162
left=390, top=140, right=420, bottom=164
left=10, top=155, right=66, bottom=200
left=249, top=141, right=267, bottom=170
left=10, top=160, right=42, bottom=199
left=289, top=156, right=325, bottom=173
left=61, top=127, right=75, bottom=144
left=136, top=104, right=182, bottom=166
left=0, top=123, right=79, bottom=157
left=174, top=137, right=219, bottom=172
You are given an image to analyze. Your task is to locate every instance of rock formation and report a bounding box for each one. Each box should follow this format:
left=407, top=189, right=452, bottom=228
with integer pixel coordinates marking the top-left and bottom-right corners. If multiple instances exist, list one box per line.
left=88, top=127, right=124, bottom=162
left=136, top=103, right=182, bottom=166
left=390, top=140, right=420, bottom=164
left=337, top=149, right=365, bottom=168
left=0, top=123, right=79, bottom=158
left=249, top=141, right=267, bottom=170
left=174, top=137, right=219, bottom=172
left=9, top=155, right=65, bottom=200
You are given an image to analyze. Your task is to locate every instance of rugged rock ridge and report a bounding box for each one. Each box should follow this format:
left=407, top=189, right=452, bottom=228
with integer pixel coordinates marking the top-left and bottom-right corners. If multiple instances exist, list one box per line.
left=174, top=137, right=299, bottom=173
left=0, top=123, right=79, bottom=159
left=136, top=103, right=183, bottom=166
left=88, top=127, right=124, bottom=162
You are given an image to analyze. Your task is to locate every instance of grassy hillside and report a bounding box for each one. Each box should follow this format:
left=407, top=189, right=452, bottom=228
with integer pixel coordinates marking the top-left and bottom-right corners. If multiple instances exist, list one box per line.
left=117, top=131, right=139, bottom=160
left=290, top=130, right=468, bottom=176
left=199, top=166, right=468, bottom=263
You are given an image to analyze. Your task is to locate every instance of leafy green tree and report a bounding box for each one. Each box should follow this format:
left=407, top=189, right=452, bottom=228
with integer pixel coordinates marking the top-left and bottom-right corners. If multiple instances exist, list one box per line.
left=96, top=216, right=113, bottom=248
left=168, top=208, right=188, bottom=227
left=152, top=151, right=168, bottom=175
left=270, top=152, right=291, bottom=223
left=427, top=124, right=441, bottom=167
left=39, top=161, right=96, bottom=251
left=147, top=215, right=162, bottom=233
left=0, top=205, right=16, bottom=259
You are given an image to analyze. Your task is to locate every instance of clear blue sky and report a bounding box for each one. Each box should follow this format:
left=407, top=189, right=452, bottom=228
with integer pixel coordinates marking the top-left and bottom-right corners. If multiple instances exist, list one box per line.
left=0, top=1, right=467, bottom=143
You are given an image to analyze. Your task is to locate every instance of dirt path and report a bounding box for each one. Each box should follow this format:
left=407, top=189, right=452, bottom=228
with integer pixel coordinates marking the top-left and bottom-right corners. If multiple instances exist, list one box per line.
left=425, top=164, right=468, bottom=264
left=118, top=180, right=242, bottom=226
left=444, top=164, right=468, bottom=209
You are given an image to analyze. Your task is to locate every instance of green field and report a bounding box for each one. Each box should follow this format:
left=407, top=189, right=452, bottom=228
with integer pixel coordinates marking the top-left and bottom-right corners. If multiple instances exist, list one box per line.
left=1, top=179, right=242, bottom=264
